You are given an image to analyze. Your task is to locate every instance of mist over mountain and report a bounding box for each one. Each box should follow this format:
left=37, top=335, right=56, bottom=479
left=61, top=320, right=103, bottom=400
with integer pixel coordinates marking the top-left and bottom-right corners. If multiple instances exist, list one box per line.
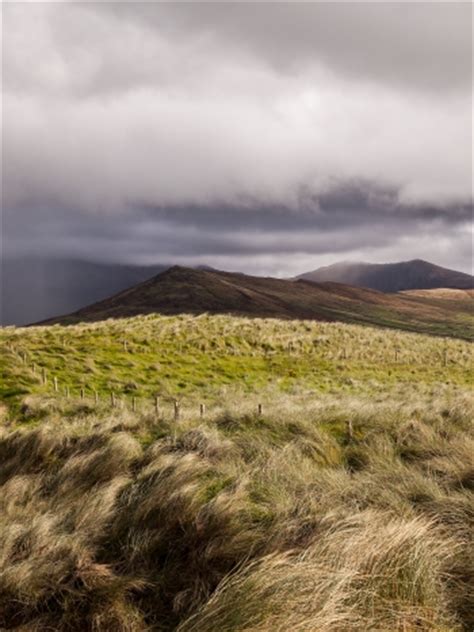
left=297, top=260, right=473, bottom=293
left=1, top=258, right=168, bottom=326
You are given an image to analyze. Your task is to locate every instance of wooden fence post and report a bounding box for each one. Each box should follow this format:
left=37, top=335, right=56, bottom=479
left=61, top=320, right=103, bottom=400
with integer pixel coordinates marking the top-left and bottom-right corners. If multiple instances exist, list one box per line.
left=65, top=386, right=70, bottom=398
left=42, top=368, right=47, bottom=385
left=174, top=400, right=180, bottom=421
left=132, top=397, right=137, bottom=412
left=80, top=388, right=85, bottom=400
left=94, top=391, right=99, bottom=404
left=53, top=377, right=58, bottom=392
left=346, top=420, right=353, bottom=440
left=111, top=392, right=116, bottom=408
left=200, top=403, right=206, bottom=418
left=443, top=346, right=448, bottom=367
left=257, top=403, right=263, bottom=416
left=154, top=396, right=159, bottom=414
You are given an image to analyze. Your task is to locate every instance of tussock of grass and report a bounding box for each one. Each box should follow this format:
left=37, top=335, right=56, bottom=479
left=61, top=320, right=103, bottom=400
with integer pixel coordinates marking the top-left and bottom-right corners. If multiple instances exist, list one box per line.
left=179, top=513, right=456, bottom=632
left=0, top=392, right=472, bottom=631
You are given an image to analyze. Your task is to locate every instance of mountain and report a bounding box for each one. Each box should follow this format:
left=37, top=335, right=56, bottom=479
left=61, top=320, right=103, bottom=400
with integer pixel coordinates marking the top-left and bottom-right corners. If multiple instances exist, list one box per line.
left=43, top=266, right=474, bottom=340
left=1, top=257, right=169, bottom=326
left=296, top=259, right=473, bottom=293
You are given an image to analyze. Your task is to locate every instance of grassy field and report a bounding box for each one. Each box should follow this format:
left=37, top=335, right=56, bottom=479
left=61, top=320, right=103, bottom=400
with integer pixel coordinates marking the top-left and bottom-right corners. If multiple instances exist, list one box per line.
left=0, top=314, right=473, bottom=631
left=1, top=314, right=472, bottom=408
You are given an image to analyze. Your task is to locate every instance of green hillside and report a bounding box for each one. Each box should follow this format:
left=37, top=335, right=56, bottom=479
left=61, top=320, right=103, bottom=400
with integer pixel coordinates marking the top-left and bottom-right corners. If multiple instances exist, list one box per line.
left=1, top=314, right=472, bottom=411
left=1, top=315, right=473, bottom=631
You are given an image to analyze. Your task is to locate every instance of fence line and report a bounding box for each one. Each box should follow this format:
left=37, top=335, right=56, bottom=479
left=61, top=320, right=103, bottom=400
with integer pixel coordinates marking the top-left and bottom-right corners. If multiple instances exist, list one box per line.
left=23, top=369, right=268, bottom=419
left=2, top=342, right=464, bottom=426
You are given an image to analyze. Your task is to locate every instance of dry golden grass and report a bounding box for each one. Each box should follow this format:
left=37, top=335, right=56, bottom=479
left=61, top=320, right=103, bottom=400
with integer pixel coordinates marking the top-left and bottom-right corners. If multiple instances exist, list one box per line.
left=0, top=389, right=472, bottom=631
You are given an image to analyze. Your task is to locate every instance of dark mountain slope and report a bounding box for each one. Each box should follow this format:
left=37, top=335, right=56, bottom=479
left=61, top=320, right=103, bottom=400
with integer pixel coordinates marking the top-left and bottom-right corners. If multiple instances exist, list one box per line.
left=43, top=266, right=474, bottom=340
left=296, top=259, right=473, bottom=292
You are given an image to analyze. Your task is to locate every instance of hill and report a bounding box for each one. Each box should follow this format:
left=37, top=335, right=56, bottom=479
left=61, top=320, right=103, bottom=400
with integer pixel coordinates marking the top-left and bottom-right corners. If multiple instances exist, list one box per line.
left=296, top=259, right=473, bottom=292
left=44, top=265, right=474, bottom=340
left=3, top=312, right=472, bottom=404
left=402, top=288, right=474, bottom=300
left=1, top=313, right=473, bottom=631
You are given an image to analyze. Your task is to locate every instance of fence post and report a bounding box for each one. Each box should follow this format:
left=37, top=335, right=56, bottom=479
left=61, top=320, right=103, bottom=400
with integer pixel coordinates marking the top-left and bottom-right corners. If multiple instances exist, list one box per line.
left=346, top=420, right=353, bottom=440
left=111, top=392, right=116, bottom=408
left=132, top=396, right=137, bottom=412
left=154, top=396, right=159, bottom=415
left=80, top=388, right=85, bottom=400
left=200, top=403, right=206, bottom=418
left=65, top=386, right=70, bottom=398
left=443, top=346, right=448, bottom=367
left=257, top=403, right=263, bottom=416
left=94, top=391, right=99, bottom=404
left=53, top=377, right=58, bottom=392
left=174, top=400, right=180, bottom=421
left=42, top=368, right=47, bottom=385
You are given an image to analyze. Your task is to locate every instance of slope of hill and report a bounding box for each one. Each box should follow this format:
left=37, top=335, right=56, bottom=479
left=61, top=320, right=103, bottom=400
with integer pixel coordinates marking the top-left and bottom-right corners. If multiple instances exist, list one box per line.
left=44, top=266, right=474, bottom=340
left=1, top=315, right=473, bottom=631
left=296, top=259, right=473, bottom=292
left=402, top=288, right=474, bottom=300
left=4, top=312, right=472, bottom=404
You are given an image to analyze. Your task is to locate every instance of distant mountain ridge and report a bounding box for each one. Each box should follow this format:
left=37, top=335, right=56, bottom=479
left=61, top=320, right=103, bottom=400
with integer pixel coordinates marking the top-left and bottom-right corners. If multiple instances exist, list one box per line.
left=296, top=259, right=473, bottom=293
left=43, top=265, right=474, bottom=340
left=6, top=257, right=471, bottom=326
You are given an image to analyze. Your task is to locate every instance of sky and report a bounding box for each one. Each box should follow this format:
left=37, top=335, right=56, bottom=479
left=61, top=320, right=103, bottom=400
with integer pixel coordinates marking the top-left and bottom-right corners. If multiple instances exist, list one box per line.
left=2, top=1, right=473, bottom=278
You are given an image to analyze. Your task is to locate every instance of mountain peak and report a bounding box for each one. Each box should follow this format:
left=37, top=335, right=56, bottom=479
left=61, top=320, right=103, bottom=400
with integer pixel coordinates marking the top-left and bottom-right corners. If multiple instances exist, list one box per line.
left=297, top=259, right=473, bottom=293
left=41, top=265, right=474, bottom=341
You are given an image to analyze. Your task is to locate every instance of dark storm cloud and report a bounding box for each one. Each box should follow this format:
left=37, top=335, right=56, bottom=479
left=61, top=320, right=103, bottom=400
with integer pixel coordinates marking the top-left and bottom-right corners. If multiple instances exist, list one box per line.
left=4, top=182, right=472, bottom=276
left=2, top=1, right=472, bottom=278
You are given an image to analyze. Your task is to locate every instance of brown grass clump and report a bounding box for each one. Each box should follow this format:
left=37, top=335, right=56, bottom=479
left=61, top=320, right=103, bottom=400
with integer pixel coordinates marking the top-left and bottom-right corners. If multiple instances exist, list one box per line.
left=0, top=392, right=472, bottom=631
left=179, top=512, right=457, bottom=632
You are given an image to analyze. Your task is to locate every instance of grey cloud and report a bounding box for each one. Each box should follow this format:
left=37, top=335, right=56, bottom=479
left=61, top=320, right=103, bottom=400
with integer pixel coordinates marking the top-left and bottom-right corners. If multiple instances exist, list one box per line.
left=3, top=1, right=471, bottom=213
left=98, top=2, right=472, bottom=94
left=7, top=3, right=470, bottom=97
left=4, top=182, right=471, bottom=266
left=2, top=1, right=472, bottom=284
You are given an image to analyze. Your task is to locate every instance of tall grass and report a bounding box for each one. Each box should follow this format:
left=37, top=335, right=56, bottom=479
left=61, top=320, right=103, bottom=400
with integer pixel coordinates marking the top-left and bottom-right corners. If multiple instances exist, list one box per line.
left=0, top=390, right=472, bottom=631
left=2, top=314, right=472, bottom=404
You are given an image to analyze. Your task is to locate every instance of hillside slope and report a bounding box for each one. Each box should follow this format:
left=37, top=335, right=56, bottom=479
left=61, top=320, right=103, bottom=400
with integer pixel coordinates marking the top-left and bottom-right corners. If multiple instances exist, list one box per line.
left=45, top=266, right=474, bottom=339
left=296, top=259, right=473, bottom=292
left=1, top=313, right=473, bottom=632
left=1, top=391, right=472, bottom=632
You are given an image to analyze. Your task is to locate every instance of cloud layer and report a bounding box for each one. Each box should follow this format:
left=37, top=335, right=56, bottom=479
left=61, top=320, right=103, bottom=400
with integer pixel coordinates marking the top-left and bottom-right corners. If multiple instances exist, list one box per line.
left=3, top=2, right=473, bottom=274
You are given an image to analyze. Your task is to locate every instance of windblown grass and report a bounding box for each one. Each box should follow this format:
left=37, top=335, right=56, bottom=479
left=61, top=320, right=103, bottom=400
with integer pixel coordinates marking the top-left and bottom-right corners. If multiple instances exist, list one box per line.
left=1, top=314, right=472, bottom=405
left=0, top=390, right=472, bottom=631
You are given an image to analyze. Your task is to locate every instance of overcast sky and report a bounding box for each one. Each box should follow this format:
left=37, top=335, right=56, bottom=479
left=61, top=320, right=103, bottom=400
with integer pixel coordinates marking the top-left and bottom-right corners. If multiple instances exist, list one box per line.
left=3, top=1, right=473, bottom=276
